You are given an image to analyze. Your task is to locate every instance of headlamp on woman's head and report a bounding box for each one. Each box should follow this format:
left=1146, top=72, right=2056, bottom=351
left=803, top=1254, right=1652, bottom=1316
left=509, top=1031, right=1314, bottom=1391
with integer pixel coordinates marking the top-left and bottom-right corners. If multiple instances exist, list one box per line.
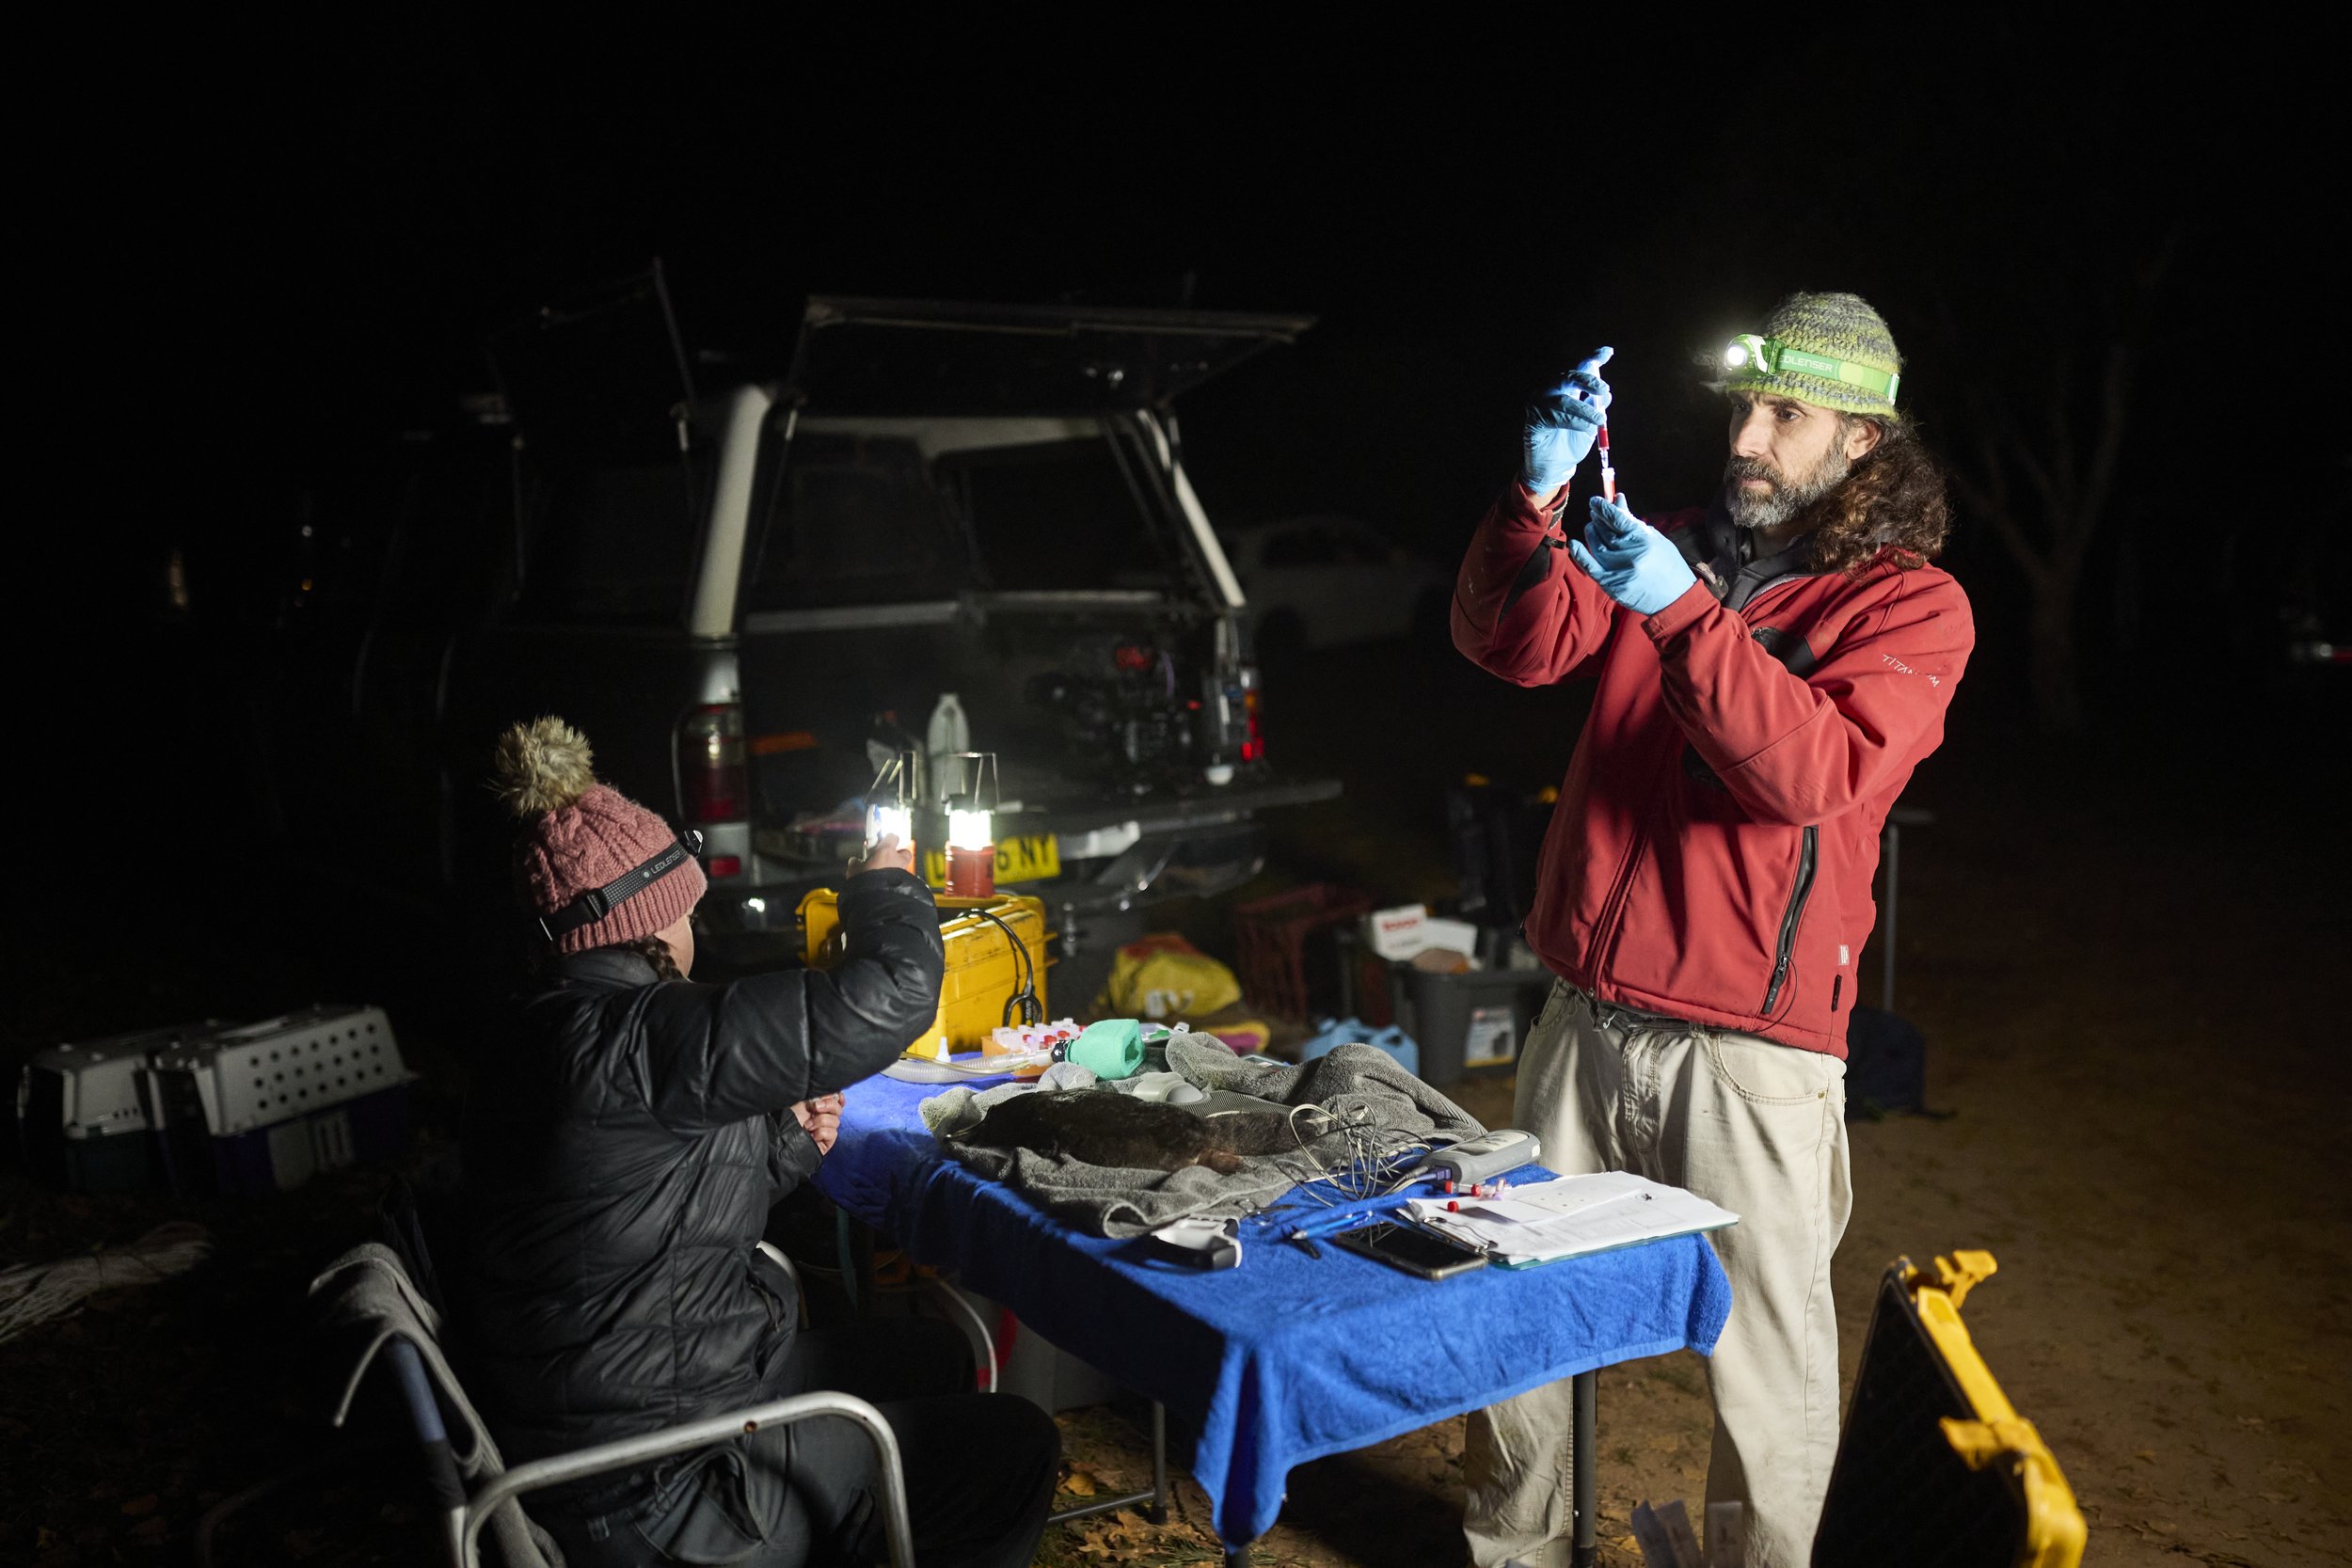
left=1722, top=333, right=1899, bottom=404
left=536, top=829, right=706, bottom=942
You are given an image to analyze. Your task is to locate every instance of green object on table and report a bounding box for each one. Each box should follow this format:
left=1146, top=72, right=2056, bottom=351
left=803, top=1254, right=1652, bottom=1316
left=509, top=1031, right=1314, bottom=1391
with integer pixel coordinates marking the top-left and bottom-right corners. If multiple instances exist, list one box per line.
left=1070, top=1018, right=1144, bottom=1079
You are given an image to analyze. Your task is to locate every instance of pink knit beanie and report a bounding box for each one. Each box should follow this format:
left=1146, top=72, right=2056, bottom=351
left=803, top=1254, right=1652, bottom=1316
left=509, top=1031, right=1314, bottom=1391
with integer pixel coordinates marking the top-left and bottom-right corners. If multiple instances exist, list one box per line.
left=492, top=718, right=707, bottom=956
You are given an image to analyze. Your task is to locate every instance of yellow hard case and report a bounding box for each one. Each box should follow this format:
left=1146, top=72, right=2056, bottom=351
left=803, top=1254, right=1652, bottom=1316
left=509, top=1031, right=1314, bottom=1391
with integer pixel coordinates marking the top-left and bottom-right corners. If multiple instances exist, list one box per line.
left=1812, top=1250, right=2086, bottom=1567
left=797, top=890, right=1052, bottom=1062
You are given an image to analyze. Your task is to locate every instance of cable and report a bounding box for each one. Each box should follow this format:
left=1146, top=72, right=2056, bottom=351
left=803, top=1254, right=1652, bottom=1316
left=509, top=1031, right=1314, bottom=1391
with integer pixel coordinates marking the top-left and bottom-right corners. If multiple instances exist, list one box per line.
left=1242, top=1107, right=1455, bottom=1244
left=0, top=1222, right=214, bottom=1345
left=975, top=909, right=1042, bottom=1026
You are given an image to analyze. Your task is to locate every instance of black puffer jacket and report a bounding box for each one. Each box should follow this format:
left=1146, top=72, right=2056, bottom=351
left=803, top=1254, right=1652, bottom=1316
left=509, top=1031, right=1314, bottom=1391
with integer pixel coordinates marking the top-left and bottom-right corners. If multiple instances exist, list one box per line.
left=456, top=868, right=944, bottom=1465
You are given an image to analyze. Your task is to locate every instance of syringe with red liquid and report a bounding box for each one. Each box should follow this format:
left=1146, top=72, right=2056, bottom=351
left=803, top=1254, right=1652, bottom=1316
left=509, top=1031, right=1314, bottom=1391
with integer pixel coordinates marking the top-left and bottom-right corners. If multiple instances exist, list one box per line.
left=1597, top=423, right=1616, bottom=504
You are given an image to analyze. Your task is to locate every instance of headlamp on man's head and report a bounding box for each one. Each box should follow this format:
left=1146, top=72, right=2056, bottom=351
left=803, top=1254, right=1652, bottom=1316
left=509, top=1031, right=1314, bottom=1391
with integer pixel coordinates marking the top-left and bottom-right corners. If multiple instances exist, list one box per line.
left=1722, top=333, right=1899, bottom=404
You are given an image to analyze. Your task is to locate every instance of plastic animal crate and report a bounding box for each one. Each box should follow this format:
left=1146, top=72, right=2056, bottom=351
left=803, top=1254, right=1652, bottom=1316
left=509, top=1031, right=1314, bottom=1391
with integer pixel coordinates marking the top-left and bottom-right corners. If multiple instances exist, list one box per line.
left=14, top=1020, right=221, bottom=1192
left=138, top=1006, right=418, bottom=1196
left=1231, top=884, right=1374, bottom=1021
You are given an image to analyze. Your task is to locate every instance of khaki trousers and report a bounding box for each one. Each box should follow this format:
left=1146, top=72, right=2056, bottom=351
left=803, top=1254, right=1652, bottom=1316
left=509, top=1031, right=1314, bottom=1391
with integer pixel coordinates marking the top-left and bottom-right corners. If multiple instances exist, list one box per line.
left=1463, top=983, right=1851, bottom=1568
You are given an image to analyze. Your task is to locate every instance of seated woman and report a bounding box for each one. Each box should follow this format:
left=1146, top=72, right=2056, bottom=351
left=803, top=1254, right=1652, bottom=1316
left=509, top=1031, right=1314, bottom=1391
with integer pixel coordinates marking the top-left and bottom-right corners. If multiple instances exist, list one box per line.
left=458, top=718, right=1058, bottom=1568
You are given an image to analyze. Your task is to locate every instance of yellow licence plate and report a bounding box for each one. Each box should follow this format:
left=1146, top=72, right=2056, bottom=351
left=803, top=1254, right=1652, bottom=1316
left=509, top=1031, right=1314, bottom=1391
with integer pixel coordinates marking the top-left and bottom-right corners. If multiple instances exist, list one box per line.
left=920, top=832, right=1061, bottom=889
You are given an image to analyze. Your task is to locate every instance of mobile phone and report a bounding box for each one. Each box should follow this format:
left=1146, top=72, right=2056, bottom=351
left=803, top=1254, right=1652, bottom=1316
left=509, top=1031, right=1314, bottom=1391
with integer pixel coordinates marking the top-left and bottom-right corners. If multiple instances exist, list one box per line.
left=1328, top=1220, right=1489, bottom=1280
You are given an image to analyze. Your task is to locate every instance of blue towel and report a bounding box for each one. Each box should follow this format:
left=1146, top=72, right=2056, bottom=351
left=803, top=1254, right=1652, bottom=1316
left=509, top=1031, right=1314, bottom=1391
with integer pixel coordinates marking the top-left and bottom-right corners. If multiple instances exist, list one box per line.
left=819, top=1073, right=1731, bottom=1548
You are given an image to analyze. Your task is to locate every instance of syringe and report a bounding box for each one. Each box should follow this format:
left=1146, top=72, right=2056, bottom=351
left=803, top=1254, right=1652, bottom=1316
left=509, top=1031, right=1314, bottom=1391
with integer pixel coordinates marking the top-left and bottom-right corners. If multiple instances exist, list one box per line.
left=1597, top=423, right=1617, bottom=504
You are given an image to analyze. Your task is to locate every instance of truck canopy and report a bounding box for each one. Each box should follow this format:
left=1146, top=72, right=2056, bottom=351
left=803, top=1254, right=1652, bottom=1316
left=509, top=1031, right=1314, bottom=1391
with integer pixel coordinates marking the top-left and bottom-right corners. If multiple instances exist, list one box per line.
left=788, top=296, right=1315, bottom=416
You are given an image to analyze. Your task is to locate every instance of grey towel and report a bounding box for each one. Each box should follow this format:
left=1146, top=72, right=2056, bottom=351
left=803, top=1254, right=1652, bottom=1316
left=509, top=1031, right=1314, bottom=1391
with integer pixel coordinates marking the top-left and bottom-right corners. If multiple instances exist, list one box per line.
left=309, top=1243, right=563, bottom=1568
left=922, top=1037, right=1485, bottom=1236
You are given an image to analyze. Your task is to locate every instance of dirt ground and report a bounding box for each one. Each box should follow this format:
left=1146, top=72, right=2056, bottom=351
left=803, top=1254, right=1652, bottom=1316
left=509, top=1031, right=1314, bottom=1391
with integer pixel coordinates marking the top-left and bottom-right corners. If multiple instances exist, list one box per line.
left=2, top=644, right=2344, bottom=1566
left=1027, top=750, right=2352, bottom=1566
left=1041, top=656, right=2352, bottom=1566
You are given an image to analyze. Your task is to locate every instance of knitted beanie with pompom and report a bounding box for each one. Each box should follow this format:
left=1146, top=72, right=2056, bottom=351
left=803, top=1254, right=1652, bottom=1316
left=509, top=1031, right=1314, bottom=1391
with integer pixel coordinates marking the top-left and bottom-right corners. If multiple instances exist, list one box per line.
left=491, top=717, right=707, bottom=956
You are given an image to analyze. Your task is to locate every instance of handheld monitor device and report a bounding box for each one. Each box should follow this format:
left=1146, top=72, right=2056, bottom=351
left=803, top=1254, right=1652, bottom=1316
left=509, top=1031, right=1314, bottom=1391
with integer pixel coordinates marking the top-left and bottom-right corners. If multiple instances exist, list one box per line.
left=1329, top=1220, right=1488, bottom=1280
left=1417, top=1129, right=1540, bottom=1186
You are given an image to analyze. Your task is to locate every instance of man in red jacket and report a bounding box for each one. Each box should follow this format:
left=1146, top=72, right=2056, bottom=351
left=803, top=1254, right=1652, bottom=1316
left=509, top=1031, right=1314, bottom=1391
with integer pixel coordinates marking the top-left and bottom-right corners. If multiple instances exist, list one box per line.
left=1453, top=293, right=1970, bottom=1567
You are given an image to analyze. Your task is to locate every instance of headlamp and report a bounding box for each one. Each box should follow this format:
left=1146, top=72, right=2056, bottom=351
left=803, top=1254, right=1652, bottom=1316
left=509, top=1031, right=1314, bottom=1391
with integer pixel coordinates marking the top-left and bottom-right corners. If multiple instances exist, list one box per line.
left=1722, top=333, right=1899, bottom=404
left=535, top=829, right=705, bottom=943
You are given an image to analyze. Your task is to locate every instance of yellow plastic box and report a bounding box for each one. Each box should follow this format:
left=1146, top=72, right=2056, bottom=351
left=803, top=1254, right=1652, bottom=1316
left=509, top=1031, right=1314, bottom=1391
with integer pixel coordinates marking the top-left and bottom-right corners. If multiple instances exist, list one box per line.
left=1813, top=1250, right=2086, bottom=1567
left=797, top=890, right=1053, bottom=1061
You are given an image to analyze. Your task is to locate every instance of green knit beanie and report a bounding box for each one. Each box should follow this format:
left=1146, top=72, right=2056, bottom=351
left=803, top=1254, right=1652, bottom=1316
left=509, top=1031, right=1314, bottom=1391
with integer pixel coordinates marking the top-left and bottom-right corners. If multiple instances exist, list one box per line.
left=1722, top=292, right=1903, bottom=419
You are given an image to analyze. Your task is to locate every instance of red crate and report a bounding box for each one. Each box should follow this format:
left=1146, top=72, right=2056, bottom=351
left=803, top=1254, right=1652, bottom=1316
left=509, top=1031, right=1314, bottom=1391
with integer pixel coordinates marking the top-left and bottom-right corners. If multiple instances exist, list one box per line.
left=1232, top=884, right=1375, bottom=1021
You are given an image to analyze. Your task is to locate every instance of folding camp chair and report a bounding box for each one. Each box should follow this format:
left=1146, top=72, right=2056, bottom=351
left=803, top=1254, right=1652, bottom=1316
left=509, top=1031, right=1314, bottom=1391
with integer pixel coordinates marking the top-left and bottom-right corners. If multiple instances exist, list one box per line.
left=380, top=1335, right=915, bottom=1567
left=294, top=1238, right=912, bottom=1568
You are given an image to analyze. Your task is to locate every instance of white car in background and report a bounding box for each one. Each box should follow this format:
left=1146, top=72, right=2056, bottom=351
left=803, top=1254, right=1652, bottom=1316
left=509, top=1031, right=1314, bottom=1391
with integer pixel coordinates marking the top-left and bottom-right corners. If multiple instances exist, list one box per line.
left=1221, top=514, right=1450, bottom=658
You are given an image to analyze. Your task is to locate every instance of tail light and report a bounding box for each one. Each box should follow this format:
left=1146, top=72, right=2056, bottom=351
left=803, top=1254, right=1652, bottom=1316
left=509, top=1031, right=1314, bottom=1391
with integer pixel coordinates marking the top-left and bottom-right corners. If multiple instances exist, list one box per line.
left=676, top=704, right=746, bottom=823
left=1238, top=667, right=1264, bottom=765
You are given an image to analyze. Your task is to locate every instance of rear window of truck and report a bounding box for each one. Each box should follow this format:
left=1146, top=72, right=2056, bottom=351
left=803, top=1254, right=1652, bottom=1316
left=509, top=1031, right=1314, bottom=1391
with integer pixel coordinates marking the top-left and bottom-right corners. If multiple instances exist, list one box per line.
left=742, top=434, right=967, bottom=610
left=742, top=429, right=1192, bottom=613
left=940, top=438, right=1185, bottom=594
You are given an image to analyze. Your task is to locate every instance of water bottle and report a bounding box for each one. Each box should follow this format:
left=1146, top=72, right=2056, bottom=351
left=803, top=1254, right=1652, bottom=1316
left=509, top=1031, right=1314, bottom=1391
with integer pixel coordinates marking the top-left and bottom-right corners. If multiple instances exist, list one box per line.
left=925, top=693, right=970, bottom=801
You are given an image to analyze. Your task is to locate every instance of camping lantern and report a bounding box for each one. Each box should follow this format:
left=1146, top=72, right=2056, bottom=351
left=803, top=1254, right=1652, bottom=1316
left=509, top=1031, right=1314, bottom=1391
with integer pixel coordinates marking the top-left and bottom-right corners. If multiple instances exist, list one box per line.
left=865, top=751, right=920, bottom=853
left=942, top=752, right=999, bottom=898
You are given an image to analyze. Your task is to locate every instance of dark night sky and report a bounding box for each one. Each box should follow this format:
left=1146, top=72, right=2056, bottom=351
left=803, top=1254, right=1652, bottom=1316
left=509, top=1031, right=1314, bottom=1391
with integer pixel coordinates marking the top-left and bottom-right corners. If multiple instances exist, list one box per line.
left=38, top=18, right=2346, bottom=727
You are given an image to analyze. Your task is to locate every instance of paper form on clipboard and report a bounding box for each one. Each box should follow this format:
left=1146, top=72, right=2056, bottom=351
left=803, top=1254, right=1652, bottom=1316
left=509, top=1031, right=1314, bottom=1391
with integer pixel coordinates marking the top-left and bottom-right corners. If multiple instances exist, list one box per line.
left=1406, top=1170, right=1739, bottom=1267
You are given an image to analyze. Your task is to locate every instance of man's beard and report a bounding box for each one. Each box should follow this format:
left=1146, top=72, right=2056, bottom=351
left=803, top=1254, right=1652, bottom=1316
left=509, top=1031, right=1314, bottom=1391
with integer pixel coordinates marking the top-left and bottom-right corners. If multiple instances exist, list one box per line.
left=1724, top=444, right=1852, bottom=531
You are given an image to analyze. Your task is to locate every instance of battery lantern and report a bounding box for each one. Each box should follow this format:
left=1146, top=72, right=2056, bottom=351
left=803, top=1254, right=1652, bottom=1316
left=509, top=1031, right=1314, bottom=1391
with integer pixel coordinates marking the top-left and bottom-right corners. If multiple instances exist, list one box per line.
left=864, top=752, right=920, bottom=856
left=941, top=752, right=1000, bottom=898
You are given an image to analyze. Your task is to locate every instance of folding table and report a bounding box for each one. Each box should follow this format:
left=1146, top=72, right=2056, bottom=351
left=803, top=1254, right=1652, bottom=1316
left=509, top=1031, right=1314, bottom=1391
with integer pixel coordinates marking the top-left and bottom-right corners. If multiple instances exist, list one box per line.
left=817, top=1072, right=1731, bottom=1567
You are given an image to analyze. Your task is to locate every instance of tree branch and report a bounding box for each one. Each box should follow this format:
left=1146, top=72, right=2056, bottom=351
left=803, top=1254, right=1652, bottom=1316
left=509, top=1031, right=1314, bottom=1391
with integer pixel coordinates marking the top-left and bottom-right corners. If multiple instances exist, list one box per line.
left=2046, top=347, right=2080, bottom=507
left=2071, top=337, right=2135, bottom=549
left=1951, top=441, right=2052, bottom=594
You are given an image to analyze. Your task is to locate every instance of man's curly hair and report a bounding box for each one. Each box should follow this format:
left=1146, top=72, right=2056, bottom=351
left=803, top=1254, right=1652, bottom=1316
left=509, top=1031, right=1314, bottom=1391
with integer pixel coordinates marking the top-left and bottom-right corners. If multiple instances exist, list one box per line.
left=1795, top=418, right=1954, bottom=577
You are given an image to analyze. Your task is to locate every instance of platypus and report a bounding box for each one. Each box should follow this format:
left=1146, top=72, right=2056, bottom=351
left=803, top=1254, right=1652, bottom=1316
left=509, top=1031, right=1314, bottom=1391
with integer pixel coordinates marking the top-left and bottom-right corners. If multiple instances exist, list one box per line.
left=954, top=1089, right=1305, bottom=1175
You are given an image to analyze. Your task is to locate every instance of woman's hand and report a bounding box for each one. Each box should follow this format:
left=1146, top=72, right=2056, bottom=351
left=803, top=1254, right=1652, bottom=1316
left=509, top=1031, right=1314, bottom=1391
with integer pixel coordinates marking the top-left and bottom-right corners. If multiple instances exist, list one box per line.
left=850, top=833, right=914, bottom=878
left=792, top=1093, right=845, bottom=1156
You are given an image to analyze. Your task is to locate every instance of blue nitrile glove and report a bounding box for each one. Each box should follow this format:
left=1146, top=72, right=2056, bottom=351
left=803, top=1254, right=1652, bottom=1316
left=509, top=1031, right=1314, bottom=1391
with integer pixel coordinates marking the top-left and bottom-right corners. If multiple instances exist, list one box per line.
left=1521, top=346, right=1614, bottom=498
left=1567, top=494, right=1697, bottom=615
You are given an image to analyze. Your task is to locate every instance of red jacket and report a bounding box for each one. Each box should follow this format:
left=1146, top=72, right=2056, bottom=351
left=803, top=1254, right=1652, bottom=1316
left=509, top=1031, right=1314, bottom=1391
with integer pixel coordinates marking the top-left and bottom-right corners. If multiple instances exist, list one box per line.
left=1452, top=485, right=1973, bottom=1056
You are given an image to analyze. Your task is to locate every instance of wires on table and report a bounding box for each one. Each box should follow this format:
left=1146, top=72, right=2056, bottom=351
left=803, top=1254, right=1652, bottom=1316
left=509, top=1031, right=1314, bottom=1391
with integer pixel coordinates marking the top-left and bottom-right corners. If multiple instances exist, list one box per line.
left=1237, top=1106, right=1452, bottom=1249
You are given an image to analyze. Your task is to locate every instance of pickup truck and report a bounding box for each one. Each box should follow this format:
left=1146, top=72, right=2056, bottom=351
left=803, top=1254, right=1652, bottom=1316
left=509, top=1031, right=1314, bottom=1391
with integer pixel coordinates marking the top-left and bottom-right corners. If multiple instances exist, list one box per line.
left=262, top=281, right=1339, bottom=985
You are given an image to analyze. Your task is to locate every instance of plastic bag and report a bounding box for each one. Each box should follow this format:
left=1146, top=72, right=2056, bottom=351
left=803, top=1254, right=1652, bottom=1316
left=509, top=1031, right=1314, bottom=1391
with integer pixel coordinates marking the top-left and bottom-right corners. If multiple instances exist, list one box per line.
left=1094, top=935, right=1242, bottom=1021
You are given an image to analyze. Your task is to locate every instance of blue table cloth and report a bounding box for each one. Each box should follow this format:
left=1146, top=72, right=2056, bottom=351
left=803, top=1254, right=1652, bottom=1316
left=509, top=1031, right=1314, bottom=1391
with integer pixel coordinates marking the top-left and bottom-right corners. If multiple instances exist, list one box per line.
left=817, top=1069, right=1731, bottom=1547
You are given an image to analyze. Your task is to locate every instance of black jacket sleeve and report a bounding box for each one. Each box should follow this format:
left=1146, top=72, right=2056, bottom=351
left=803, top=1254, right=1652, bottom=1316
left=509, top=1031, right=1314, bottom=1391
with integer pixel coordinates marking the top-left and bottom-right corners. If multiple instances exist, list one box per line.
left=631, top=868, right=946, bottom=1135
left=767, top=1110, right=824, bottom=1187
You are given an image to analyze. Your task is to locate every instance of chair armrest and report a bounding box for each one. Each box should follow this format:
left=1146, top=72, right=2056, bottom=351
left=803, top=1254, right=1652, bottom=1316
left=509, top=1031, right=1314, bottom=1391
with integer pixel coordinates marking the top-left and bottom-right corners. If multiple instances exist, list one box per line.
left=459, top=1391, right=914, bottom=1568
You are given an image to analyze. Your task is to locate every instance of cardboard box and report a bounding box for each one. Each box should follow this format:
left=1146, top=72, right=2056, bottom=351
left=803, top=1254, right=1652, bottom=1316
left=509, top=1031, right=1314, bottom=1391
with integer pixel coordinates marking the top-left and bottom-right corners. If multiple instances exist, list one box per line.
left=1363, top=905, right=1483, bottom=965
